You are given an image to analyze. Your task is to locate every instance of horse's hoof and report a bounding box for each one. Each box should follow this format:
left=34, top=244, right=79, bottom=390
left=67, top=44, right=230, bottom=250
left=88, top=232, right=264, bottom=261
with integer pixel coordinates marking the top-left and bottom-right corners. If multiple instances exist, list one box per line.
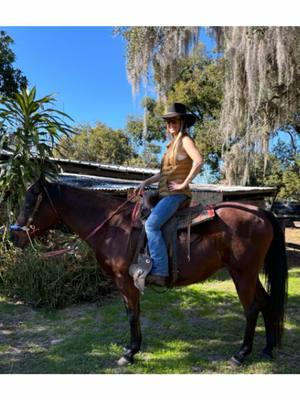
left=260, top=349, right=273, bottom=360
left=117, top=356, right=134, bottom=367
left=230, top=355, right=243, bottom=367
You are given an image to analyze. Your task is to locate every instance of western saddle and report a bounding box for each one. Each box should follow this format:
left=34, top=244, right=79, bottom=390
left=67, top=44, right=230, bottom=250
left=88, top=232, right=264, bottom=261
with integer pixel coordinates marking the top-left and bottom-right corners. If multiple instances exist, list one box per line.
left=129, top=190, right=215, bottom=292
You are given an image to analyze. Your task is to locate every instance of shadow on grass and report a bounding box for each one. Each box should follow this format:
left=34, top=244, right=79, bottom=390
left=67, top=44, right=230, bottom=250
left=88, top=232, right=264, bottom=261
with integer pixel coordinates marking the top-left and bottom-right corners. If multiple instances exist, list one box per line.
left=207, top=268, right=231, bottom=281
left=0, top=279, right=299, bottom=373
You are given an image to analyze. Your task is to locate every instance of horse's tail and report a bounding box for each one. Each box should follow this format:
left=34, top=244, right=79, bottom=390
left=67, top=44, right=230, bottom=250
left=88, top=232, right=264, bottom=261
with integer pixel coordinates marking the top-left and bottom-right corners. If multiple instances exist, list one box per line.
left=263, top=210, right=288, bottom=346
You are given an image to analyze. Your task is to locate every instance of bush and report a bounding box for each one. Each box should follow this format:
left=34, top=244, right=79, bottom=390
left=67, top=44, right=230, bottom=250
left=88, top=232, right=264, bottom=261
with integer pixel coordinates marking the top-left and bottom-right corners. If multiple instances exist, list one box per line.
left=0, top=236, right=114, bottom=309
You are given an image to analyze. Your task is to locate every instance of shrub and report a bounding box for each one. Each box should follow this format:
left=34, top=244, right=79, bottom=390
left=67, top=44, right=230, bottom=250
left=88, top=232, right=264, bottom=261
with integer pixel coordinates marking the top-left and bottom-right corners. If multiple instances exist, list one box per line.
left=0, top=235, right=114, bottom=309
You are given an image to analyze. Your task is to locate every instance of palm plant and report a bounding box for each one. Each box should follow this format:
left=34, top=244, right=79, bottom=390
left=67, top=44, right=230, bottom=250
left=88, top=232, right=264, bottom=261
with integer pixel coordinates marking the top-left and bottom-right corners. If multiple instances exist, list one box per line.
left=0, top=87, right=75, bottom=220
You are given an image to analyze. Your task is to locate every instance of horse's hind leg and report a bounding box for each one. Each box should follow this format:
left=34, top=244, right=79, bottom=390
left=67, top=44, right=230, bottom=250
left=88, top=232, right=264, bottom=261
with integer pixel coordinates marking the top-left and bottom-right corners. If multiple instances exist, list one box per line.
left=230, top=271, right=260, bottom=365
left=114, top=274, right=142, bottom=366
left=231, top=305, right=260, bottom=366
left=255, top=279, right=276, bottom=359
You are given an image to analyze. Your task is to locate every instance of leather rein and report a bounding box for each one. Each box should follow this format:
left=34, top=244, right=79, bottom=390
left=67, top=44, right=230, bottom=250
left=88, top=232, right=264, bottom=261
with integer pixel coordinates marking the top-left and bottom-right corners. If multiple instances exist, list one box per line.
left=11, top=185, right=140, bottom=258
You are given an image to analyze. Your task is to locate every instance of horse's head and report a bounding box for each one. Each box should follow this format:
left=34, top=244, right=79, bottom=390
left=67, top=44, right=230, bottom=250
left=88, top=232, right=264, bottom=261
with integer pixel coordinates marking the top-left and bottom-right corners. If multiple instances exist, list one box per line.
left=10, top=179, right=61, bottom=248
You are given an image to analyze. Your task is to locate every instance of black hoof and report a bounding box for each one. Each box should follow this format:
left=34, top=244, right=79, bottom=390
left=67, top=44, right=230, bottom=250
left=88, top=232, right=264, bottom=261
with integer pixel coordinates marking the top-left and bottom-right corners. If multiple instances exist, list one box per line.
left=260, top=348, right=273, bottom=360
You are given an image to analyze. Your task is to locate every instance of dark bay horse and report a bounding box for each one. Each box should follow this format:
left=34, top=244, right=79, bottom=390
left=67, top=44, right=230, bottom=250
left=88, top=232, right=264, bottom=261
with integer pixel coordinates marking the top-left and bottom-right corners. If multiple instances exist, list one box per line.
left=11, top=179, right=288, bottom=366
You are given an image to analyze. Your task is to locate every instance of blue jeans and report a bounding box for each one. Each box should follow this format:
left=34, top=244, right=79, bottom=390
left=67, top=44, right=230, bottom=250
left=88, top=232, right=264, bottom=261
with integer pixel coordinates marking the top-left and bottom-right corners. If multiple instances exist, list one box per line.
left=145, top=194, right=188, bottom=277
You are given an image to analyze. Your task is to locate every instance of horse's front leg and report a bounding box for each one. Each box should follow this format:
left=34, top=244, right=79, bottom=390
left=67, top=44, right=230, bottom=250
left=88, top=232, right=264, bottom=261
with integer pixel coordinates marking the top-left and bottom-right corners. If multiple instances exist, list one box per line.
left=114, top=273, right=142, bottom=366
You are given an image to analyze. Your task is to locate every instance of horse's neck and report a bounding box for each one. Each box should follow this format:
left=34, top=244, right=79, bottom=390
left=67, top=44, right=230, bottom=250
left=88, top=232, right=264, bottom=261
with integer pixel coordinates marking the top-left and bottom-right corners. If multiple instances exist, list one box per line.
left=53, top=184, right=130, bottom=239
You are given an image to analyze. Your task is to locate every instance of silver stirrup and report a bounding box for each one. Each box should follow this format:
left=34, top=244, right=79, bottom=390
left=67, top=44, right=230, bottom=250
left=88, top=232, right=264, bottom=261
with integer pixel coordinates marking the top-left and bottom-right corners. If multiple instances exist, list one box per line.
left=129, top=254, right=152, bottom=294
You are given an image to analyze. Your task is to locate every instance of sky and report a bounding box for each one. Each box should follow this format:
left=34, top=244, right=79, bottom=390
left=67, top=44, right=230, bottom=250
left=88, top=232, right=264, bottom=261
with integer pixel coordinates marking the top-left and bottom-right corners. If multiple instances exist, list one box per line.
left=1, top=25, right=295, bottom=183
left=2, top=26, right=215, bottom=130
left=0, top=26, right=218, bottom=183
left=2, top=26, right=142, bottom=129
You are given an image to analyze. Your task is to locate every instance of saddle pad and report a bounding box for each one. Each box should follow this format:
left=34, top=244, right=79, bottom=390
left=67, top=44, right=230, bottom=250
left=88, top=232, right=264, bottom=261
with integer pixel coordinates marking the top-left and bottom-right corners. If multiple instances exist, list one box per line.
left=190, top=207, right=215, bottom=225
left=176, top=204, right=215, bottom=230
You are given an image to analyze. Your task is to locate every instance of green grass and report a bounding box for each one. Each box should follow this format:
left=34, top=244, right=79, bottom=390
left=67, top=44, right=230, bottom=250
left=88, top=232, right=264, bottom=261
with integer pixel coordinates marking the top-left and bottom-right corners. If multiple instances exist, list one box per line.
left=0, top=265, right=299, bottom=374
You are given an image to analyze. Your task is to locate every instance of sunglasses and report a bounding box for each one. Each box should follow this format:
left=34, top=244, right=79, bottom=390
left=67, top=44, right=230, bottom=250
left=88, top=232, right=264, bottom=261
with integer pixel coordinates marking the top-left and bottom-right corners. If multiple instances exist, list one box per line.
left=166, top=119, right=181, bottom=124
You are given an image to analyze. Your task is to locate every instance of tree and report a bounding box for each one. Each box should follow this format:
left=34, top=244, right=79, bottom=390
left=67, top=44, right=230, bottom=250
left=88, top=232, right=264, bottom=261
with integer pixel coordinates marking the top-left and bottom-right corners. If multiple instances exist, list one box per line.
left=208, top=27, right=300, bottom=185
left=0, top=31, right=27, bottom=97
left=117, top=27, right=199, bottom=98
left=125, top=50, right=225, bottom=179
left=120, top=26, right=300, bottom=185
left=55, top=123, right=137, bottom=166
left=126, top=97, right=165, bottom=146
left=251, top=132, right=300, bottom=200
left=167, top=48, right=224, bottom=180
left=0, top=87, right=74, bottom=218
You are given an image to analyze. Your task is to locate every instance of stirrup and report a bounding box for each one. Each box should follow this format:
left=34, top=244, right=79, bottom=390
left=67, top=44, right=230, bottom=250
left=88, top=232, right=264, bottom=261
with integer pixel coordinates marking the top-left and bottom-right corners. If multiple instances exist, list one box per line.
left=129, top=254, right=152, bottom=294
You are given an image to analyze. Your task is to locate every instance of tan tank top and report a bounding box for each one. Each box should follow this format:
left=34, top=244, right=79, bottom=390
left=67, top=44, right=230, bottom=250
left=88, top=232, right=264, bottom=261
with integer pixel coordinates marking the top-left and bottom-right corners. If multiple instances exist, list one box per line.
left=158, top=138, right=193, bottom=198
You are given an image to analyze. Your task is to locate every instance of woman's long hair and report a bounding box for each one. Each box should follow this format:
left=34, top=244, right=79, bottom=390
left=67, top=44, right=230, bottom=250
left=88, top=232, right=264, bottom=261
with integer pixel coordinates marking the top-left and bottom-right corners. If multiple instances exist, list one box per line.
left=168, top=119, right=188, bottom=166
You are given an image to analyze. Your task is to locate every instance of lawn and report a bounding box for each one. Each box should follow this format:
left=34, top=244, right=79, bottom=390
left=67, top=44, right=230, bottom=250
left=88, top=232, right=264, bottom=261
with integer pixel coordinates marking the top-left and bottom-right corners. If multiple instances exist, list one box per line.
left=0, top=228, right=299, bottom=374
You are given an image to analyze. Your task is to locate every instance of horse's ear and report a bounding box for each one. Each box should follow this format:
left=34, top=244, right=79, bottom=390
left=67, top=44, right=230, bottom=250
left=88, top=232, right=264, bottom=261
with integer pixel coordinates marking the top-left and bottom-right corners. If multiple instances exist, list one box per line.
left=31, top=175, right=44, bottom=195
left=39, top=173, right=46, bottom=184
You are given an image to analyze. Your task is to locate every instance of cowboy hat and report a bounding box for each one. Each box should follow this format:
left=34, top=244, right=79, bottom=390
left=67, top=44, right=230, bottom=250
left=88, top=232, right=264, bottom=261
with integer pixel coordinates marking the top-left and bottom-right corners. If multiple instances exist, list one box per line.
left=162, top=102, right=196, bottom=128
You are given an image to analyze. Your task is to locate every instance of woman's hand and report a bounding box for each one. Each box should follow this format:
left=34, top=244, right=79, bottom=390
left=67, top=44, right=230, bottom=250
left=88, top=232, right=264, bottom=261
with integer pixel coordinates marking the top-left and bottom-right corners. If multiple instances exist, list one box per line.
left=134, top=181, right=146, bottom=196
left=168, top=181, right=187, bottom=191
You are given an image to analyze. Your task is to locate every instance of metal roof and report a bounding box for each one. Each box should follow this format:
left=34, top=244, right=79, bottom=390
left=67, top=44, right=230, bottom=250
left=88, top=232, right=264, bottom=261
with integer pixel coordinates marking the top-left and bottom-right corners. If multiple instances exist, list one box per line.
left=0, top=149, right=12, bottom=155
left=0, top=150, right=159, bottom=180
left=59, top=173, right=146, bottom=191
left=189, top=183, right=276, bottom=195
left=59, top=173, right=276, bottom=195
left=54, top=156, right=159, bottom=174
left=1, top=151, right=276, bottom=196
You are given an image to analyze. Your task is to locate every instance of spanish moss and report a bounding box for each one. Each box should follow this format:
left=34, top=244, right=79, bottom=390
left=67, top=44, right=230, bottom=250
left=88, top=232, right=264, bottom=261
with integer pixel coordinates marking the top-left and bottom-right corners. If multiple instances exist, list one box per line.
left=119, top=27, right=199, bottom=98
left=209, top=26, right=300, bottom=185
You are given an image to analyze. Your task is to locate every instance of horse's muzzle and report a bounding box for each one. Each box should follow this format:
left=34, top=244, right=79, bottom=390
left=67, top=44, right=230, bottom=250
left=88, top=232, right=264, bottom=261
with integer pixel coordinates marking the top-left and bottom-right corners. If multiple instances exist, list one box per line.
left=10, top=226, right=29, bottom=249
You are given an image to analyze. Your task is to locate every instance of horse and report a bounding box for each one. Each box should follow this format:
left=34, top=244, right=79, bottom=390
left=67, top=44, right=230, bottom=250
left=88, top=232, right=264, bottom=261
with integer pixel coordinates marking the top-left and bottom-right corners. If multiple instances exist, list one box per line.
left=10, top=178, right=288, bottom=367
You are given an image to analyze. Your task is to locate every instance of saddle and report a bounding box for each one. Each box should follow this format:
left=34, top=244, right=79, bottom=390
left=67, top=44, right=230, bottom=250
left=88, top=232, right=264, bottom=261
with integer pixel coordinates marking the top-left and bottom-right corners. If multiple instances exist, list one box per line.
left=129, top=190, right=216, bottom=292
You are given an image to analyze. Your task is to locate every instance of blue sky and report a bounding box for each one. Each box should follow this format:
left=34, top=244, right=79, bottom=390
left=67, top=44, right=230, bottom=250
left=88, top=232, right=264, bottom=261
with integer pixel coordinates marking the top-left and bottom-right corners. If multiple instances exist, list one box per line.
left=2, top=26, right=294, bottom=183
left=2, top=26, right=140, bottom=129
left=0, top=26, right=218, bottom=183
left=3, top=25, right=296, bottom=184
left=2, top=26, right=215, bottom=130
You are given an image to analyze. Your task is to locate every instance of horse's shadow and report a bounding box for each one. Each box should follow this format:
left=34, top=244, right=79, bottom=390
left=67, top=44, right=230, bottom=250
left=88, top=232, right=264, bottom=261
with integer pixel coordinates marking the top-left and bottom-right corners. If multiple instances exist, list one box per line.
left=1, top=278, right=299, bottom=374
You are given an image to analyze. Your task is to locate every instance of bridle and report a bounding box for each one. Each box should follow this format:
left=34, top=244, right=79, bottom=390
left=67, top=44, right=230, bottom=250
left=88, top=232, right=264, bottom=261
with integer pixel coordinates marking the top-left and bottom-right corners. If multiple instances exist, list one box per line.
left=10, top=183, right=62, bottom=236
left=10, top=183, right=141, bottom=257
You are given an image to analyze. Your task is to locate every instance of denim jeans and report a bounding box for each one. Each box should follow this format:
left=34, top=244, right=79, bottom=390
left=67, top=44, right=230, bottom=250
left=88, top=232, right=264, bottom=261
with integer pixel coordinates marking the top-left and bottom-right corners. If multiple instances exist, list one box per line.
left=144, top=194, right=188, bottom=277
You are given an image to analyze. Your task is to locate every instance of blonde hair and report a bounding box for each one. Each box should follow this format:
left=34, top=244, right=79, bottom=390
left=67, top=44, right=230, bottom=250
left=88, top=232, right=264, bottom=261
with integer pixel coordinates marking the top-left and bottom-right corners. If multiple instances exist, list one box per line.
left=168, top=120, right=188, bottom=166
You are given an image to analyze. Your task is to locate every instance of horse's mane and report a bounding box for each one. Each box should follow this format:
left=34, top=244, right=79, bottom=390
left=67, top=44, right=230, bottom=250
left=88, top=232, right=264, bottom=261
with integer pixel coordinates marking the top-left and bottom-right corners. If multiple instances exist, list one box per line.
left=48, top=181, right=134, bottom=217
left=52, top=181, right=127, bottom=199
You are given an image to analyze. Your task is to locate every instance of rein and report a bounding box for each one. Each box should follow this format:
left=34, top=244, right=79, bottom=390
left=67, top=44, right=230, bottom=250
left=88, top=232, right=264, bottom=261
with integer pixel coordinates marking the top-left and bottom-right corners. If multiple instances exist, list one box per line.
left=11, top=186, right=140, bottom=258
left=84, top=192, right=138, bottom=241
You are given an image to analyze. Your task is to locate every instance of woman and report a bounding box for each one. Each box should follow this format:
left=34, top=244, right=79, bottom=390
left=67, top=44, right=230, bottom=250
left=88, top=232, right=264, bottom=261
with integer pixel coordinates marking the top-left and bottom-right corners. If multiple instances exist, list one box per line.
left=135, top=102, right=203, bottom=286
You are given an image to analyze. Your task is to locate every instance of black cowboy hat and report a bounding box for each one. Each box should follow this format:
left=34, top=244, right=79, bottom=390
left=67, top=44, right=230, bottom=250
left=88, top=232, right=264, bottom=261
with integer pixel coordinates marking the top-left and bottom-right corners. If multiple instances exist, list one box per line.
left=162, top=102, right=197, bottom=128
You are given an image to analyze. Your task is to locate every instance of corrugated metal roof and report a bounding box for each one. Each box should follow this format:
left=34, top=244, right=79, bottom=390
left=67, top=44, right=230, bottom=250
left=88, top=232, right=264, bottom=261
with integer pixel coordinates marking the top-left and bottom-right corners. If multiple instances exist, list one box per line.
left=0, top=150, right=159, bottom=179
left=0, top=149, right=12, bottom=155
left=189, top=183, right=276, bottom=194
left=1, top=151, right=276, bottom=195
left=54, top=156, right=159, bottom=174
left=59, top=173, right=276, bottom=195
left=59, top=173, right=147, bottom=191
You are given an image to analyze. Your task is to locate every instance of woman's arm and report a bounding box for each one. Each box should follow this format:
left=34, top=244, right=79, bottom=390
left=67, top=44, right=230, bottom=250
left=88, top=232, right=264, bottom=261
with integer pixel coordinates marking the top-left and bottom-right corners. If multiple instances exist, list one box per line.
left=134, top=172, right=161, bottom=195
left=144, top=172, right=161, bottom=185
left=169, top=136, right=203, bottom=191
